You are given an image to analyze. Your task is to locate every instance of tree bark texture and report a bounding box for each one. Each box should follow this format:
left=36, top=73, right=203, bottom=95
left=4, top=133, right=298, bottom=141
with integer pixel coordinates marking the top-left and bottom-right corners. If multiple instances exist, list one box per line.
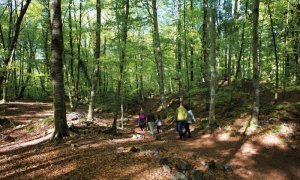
left=209, top=0, right=217, bottom=128
left=151, top=0, right=167, bottom=112
left=50, top=0, right=68, bottom=139
left=87, top=0, right=101, bottom=121
left=251, top=0, right=260, bottom=124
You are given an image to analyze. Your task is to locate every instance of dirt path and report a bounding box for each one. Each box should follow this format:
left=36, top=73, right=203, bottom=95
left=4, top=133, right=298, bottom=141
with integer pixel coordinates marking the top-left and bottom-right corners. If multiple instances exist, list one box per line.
left=0, top=101, right=299, bottom=179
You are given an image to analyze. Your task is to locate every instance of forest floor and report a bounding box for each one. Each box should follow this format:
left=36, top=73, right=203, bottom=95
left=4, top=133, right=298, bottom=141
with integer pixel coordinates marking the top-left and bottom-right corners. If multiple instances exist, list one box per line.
left=0, top=88, right=300, bottom=179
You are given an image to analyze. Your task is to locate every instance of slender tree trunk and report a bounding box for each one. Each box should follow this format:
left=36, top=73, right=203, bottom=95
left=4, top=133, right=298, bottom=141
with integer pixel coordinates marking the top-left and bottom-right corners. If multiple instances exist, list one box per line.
left=189, top=0, right=194, bottom=82
left=184, top=0, right=190, bottom=105
left=67, top=0, right=76, bottom=111
left=50, top=0, right=68, bottom=140
left=250, top=0, right=260, bottom=125
left=227, top=0, right=249, bottom=111
left=112, top=0, right=130, bottom=133
left=176, top=0, right=183, bottom=97
left=209, top=0, right=217, bottom=128
left=202, top=0, right=208, bottom=82
left=294, top=3, right=300, bottom=85
left=267, top=0, right=279, bottom=103
left=17, top=36, right=35, bottom=99
left=87, top=0, right=101, bottom=121
left=283, top=0, right=290, bottom=98
left=151, top=0, right=167, bottom=113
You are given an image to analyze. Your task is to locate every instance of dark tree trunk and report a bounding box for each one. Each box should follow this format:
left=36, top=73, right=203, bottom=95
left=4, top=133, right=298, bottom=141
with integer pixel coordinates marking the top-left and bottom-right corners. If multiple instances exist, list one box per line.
left=250, top=0, right=260, bottom=125
left=176, top=0, right=183, bottom=97
left=267, top=0, right=279, bottom=103
left=50, top=0, right=68, bottom=140
left=202, top=0, right=208, bottom=82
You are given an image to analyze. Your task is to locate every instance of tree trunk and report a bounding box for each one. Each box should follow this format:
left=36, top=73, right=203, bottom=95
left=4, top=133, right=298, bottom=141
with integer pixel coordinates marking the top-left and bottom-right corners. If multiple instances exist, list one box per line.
left=50, top=0, right=68, bottom=140
left=227, top=0, right=249, bottom=111
left=176, top=0, right=183, bottom=97
left=17, top=36, right=35, bottom=99
left=189, top=0, right=194, bottom=82
left=67, top=0, right=76, bottom=111
left=209, top=0, right=217, bottom=128
left=112, top=0, right=130, bottom=133
left=183, top=0, right=190, bottom=105
left=151, top=0, right=167, bottom=113
left=267, top=0, right=279, bottom=103
left=294, top=3, right=300, bottom=85
left=87, top=0, right=101, bottom=121
left=250, top=0, right=260, bottom=125
left=202, top=0, right=208, bottom=82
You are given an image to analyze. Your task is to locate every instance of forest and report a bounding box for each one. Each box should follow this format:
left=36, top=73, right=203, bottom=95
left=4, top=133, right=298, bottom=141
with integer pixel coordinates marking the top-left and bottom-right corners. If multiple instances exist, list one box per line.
left=0, top=0, right=299, bottom=179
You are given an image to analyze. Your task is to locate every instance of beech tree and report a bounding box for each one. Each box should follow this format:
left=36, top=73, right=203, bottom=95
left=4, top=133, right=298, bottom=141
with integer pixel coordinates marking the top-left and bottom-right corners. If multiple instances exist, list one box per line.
left=49, top=0, right=68, bottom=139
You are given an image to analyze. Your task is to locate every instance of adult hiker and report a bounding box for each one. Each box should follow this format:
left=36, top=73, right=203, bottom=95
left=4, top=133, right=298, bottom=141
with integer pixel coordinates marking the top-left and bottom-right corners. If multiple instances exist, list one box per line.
left=147, top=110, right=155, bottom=135
left=175, top=100, right=187, bottom=139
left=184, top=105, right=196, bottom=138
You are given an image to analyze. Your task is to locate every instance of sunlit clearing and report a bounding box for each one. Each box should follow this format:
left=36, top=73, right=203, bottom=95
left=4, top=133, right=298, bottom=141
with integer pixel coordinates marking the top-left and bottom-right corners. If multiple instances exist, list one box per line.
left=217, top=132, right=230, bottom=141
left=258, top=134, right=287, bottom=149
left=186, top=138, right=215, bottom=147
left=240, top=143, right=258, bottom=155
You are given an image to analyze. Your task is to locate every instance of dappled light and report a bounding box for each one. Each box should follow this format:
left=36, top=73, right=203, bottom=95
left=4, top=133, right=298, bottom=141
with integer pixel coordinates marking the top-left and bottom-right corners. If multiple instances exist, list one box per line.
left=0, top=0, right=299, bottom=179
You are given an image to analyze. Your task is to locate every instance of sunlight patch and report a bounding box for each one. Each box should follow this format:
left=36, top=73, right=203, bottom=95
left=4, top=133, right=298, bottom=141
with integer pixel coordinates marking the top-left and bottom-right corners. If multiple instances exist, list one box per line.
left=216, top=132, right=230, bottom=141
left=241, top=143, right=258, bottom=155
left=258, top=134, right=286, bottom=149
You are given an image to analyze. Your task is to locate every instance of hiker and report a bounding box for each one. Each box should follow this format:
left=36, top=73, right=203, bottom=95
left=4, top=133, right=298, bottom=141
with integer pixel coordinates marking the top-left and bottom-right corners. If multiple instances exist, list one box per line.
left=138, top=108, right=146, bottom=131
left=184, top=105, right=196, bottom=138
left=155, top=114, right=162, bottom=134
left=175, top=100, right=187, bottom=139
left=147, top=111, right=155, bottom=135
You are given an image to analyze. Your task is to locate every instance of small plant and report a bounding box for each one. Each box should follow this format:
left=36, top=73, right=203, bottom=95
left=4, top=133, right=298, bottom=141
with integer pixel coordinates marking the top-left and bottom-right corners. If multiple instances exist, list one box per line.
left=26, top=125, right=37, bottom=132
left=42, top=117, right=54, bottom=126
left=271, top=125, right=281, bottom=133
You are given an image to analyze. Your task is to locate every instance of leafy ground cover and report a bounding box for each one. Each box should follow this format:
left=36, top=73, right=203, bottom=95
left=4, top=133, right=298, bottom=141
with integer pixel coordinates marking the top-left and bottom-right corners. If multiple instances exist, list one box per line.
left=0, top=91, right=299, bottom=179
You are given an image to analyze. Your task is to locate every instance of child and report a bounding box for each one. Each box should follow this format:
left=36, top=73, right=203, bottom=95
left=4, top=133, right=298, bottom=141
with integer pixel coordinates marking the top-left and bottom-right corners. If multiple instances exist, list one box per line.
left=184, top=105, right=196, bottom=138
left=155, top=114, right=162, bottom=134
left=138, top=108, right=146, bottom=131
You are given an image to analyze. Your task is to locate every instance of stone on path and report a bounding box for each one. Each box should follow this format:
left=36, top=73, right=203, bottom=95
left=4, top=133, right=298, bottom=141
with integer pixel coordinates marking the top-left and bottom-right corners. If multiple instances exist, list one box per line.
left=171, top=172, right=188, bottom=180
left=188, top=169, right=204, bottom=180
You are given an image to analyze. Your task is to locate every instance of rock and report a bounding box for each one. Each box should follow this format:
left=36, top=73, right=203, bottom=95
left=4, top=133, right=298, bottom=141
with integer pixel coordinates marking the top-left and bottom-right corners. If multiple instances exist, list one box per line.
left=207, top=160, right=216, bottom=170
left=117, top=147, right=125, bottom=151
left=159, top=157, right=169, bottom=165
left=132, top=133, right=144, bottom=140
left=222, top=164, right=233, bottom=171
left=162, top=165, right=171, bottom=174
left=200, top=161, right=206, bottom=166
left=71, top=143, right=79, bottom=148
left=130, top=146, right=140, bottom=153
left=175, top=159, right=192, bottom=172
left=171, top=172, right=188, bottom=180
left=188, top=169, right=204, bottom=180
left=4, top=135, right=15, bottom=142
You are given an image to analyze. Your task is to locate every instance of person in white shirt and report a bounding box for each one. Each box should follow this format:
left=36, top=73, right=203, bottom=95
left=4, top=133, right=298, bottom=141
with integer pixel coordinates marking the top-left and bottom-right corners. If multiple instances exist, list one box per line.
left=184, top=105, right=196, bottom=138
left=155, top=114, right=162, bottom=134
